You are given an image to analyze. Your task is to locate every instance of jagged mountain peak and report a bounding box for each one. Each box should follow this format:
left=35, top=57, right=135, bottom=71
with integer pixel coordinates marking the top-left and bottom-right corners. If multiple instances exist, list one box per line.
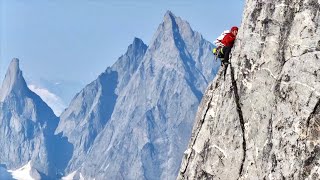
left=149, top=11, right=200, bottom=55
left=163, top=10, right=176, bottom=21
left=125, top=37, right=147, bottom=57
left=162, top=10, right=190, bottom=31
left=12, top=10, right=218, bottom=179
left=163, top=10, right=186, bottom=24
left=112, top=37, right=147, bottom=77
left=132, top=37, right=145, bottom=47
left=56, top=34, right=149, bottom=174
left=0, top=58, right=29, bottom=102
left=0, top=58, right=69, bottom=179
left=75, top=11, right=218, bottom=180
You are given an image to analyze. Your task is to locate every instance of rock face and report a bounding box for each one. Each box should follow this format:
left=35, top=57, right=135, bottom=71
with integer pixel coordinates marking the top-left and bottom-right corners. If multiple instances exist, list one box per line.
left=57, top=11, right=220, bottom=179
left=55, top=37, right=148, bottom=172
left=178, top=0, right=320, bottom=179
left=0, top=59, right=72, bottom=178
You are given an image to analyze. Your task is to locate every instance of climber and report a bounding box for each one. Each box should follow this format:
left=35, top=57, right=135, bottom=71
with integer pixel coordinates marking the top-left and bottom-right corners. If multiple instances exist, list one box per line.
left=213, top=26, right=238, bottom=66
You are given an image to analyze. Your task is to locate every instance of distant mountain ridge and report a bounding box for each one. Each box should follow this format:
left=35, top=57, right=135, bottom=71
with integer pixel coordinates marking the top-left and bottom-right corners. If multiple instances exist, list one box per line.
left=0, top=11, right=220, bottom=179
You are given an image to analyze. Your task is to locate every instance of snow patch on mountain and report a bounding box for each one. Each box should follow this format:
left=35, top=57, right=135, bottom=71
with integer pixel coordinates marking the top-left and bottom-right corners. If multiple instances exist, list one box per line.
left=61, top=170, right=86, bottom=180
left=8, top=161, right=40, bottom=180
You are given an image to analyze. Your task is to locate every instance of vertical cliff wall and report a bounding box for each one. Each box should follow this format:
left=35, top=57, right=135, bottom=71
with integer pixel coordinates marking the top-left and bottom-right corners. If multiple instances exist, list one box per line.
left=178, top=0, right=320, bottom=179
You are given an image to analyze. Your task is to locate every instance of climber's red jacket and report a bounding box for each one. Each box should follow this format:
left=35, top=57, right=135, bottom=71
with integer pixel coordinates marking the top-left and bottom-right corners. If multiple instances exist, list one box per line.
left=221, top=33, right=236, bottom=47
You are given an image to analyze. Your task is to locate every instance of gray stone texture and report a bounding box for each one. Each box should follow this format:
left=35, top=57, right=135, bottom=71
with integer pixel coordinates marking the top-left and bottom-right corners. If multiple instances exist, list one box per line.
left=178, top=0, right=320, bottom=179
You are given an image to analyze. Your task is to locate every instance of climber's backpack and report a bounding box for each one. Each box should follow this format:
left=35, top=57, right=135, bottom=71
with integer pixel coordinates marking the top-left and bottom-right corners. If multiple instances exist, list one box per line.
left=212, top=30, right=229, bottom=60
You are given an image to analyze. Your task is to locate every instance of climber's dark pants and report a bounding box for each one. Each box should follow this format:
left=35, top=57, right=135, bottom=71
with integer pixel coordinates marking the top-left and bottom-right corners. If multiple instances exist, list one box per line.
left=222, top=46, right=232, bottom=64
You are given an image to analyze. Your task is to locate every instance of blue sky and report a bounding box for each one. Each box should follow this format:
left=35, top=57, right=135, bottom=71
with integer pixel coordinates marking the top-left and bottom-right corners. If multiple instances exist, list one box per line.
left=0, top=0, right=245, bottom=114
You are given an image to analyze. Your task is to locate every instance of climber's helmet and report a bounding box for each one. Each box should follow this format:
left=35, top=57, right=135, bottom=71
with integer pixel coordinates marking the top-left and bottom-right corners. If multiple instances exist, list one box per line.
left=231, top=26, right=238, bottom=36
